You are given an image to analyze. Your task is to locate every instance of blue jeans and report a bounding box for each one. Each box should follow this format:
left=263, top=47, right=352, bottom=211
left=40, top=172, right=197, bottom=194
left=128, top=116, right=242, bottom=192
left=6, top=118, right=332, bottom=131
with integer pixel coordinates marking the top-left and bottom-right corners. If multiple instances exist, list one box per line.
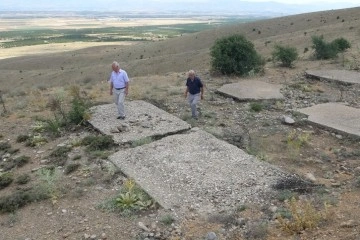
left=188, top=93, right=200, bottom=118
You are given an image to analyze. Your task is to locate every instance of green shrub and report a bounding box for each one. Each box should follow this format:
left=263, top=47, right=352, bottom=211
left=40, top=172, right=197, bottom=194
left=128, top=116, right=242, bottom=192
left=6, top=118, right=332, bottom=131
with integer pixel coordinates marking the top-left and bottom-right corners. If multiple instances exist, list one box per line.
left=16, top=134, right=30, bottom=143
left=48, top=146, right=72, bottom=166
left=14, top=155, right=30, bottom=168
left=0, top=187, right=50, bottom=213
left=272, top=45, right=298, bottom=67
left=131, top=137, right=153, bottom=147
left=67, top=85, right=91, bottom=125
left=64, top=163, right=81, bottom=175
left=312, top=35, right=351, bottom=59
left=160, top=214, right=176, bottom=225
left=0, top=142, right=11, bottom=151
left=99, top=179, right=154, bottom=215
left=82, top=135, right=115, bottom=151
left=44, top=117, right=64, bottom=137
left=1, top=155, right=31, bottom=171
left=0, top=172, right=14, bottom=190
left=16, top=174, right=31, bottom=185
left=332, top=37, right=351, bottom=52
left=245, top=221, right=268, bottom=240
left=210, top=34, right=264, bottom=76
left=249, top=102, right=263, bottom=112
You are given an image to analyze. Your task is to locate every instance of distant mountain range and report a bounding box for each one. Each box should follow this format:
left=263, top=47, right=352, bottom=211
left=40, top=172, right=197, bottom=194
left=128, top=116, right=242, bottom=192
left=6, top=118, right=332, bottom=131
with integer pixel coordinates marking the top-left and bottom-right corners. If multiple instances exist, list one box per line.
left=0, top=1, right=358, bottom=17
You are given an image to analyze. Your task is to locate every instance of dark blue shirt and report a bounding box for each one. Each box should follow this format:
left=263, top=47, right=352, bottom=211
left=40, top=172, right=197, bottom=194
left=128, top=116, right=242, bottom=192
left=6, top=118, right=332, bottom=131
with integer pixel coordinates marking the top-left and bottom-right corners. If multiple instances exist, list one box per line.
left=186, top=77, right=203, bottom=94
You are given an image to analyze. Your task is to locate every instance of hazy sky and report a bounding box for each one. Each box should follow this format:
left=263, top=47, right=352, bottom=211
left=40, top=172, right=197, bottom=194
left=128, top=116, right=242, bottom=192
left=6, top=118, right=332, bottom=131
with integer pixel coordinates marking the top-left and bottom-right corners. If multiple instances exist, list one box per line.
left=0, top=0, right=358, bottom=13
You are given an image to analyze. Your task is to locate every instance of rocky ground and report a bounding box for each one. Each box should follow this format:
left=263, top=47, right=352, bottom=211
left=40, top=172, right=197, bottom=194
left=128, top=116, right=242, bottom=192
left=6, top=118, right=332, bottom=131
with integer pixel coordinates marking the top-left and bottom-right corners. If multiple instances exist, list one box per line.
left=1, top=61, right=360, bottom=240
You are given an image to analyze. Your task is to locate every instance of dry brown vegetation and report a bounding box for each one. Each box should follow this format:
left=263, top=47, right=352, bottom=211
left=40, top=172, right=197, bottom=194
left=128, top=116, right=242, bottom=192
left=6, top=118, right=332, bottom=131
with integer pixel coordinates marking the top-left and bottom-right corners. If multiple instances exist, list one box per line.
left=0, top=7, right=360, bottom=240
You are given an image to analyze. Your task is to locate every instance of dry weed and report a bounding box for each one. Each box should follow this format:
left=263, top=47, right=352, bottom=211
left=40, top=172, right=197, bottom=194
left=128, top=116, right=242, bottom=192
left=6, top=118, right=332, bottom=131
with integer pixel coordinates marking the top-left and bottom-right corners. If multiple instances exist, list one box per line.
left=277, top=197, right=332, bottom=234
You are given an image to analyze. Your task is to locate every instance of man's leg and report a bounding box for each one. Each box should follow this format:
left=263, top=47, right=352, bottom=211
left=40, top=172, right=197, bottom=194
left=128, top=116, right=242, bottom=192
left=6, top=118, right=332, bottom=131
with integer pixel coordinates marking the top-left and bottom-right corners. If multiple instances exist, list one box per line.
left=114, top=90, right=120, bottom=117
left=117, top=89, right=126, bottom=117
left=189, top=93, right=200, bottom=118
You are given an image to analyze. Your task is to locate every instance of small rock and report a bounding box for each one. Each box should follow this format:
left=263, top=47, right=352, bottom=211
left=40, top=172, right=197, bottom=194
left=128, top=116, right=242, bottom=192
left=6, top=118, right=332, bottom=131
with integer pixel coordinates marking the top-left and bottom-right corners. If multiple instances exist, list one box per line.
left=340, top=220, right=358, bottom=228
left=236, top=218, right=246, bottom=227
left=335, top=134, right=343, bottom=140
left=83, top=234, right=90, bottom=239
left=282, top=116, right=295, bottom=125
left=90, top=234, right=97, bottom=239
left=138, top=222, right=151, bottom=232
left=110, top=128, right=120, bottom=133
left=354, top=167, right=360, bottom=176
left=269, top=206, right=278, bottom=213
left=305, top=172, right=316, bottom=182
left=331, top=182, right=341, bottom=188
left=101, top=233, right=107, bottom=239
left=206, top=232, right=218, bottom=240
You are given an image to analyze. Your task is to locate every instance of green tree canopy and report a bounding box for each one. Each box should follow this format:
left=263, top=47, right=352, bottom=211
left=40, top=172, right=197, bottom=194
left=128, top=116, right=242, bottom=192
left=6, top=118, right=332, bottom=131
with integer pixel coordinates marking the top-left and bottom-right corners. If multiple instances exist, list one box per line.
left=210, top=34, right=264, bottom=76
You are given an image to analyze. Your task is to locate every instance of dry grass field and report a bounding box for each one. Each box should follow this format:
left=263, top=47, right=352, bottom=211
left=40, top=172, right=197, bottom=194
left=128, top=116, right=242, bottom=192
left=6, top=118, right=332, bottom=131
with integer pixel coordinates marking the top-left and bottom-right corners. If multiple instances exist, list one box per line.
left=0, top=7, right=360, bottom=240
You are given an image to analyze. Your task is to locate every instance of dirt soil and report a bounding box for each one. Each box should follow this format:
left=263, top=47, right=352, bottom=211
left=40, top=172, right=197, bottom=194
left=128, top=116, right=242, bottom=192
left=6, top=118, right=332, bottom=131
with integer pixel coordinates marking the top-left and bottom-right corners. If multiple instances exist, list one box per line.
left=1, top=7, right=360, bottom=240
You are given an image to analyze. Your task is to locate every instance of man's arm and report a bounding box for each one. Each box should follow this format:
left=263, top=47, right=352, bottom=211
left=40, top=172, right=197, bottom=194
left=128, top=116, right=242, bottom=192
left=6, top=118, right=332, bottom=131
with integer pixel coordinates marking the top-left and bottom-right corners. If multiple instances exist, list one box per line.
left=109, top=81, right=113, bottom=95
left=125, top=82, right=129, bottom=96
left=184, top=87, right=189, bottom=99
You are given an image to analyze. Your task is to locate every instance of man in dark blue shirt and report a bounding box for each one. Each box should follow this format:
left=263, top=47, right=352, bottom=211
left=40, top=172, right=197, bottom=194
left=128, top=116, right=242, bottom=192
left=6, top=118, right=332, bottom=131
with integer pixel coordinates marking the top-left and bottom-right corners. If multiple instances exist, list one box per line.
left=184, top=70, right=204, bottom=119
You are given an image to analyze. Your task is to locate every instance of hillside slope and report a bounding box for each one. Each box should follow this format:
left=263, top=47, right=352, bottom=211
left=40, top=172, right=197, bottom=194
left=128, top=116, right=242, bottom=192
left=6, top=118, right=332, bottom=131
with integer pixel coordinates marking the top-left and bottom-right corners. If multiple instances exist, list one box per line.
left=0, top=7, right=359, bottom=92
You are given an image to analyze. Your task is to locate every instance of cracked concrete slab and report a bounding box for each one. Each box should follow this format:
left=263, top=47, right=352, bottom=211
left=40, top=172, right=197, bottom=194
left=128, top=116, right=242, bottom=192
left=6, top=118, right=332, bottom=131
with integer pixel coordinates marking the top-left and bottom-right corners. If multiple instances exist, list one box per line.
left=305, top=69, right=360, bottom=84
left=109, top=129, right=287, bottom=216
left=88, top=100, right=191, bottom=144
left=297, top=102, right=360, bottom=138
left=216, top=80, right=284, bottom=101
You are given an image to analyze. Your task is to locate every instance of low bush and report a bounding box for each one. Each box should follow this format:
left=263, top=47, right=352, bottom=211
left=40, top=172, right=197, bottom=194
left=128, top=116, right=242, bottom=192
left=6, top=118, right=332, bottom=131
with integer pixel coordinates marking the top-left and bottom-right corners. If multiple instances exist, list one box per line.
left=16, top=134, right=30, bottom=143
left=0, top=142, right=11, bottom=151
left=0, top=186, right=50, bottom=213
left=48, top=146, right=72, bottom=166
left=0, top=172, right=14, bottom=190
left=64, top=163, right=81, bottom=175
left=249, top=102, right=264, bottom=112
left=277, top=197, right=331, bottom=234
left=160, top=214, right=176, bottom=225
left=312, top=35, right=351, bottom=59
left=272, top=44, right=298, bottom=67
left=0, top=155, right=30, bottom=171
left=99, top=178, right=154, bottom=216
left=82, top=135, right=115, bottom=151
left=15, top=174, right=31, bottom=185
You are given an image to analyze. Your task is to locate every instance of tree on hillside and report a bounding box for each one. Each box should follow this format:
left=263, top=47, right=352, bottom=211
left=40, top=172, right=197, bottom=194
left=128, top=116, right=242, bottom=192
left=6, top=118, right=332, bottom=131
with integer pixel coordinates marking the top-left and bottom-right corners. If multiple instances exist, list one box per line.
left=210, top=34, right=264, bottom=76
left=272, top=44, right=298, bottom=68
left=311, top=35, right=351, bottom=60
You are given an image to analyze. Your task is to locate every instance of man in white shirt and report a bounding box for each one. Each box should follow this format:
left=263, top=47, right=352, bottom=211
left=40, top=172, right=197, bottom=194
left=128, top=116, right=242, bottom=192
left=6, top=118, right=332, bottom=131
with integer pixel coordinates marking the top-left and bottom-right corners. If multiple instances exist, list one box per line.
left=109, top=61, right=129, bottom=119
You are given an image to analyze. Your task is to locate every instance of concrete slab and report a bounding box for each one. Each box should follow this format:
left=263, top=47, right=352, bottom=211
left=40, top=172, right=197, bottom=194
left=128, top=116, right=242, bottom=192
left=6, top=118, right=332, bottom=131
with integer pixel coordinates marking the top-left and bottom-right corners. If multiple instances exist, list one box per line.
left=306, top=69, right=360, bottom=84
left=109, top=129, right=287, bottom=215
left=297, top=103, right=360, bottom=138
left=216, top=80, right=284, bottom=101
left=88, top=100, right=191, bottom=144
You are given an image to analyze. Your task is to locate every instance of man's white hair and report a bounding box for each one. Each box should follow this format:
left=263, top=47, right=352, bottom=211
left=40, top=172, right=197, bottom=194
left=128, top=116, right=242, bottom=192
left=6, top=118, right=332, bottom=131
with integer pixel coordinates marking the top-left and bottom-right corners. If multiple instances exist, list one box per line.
left=112, top=61, right=120, bottom=67
left=188, top=70, right=195, bottom=75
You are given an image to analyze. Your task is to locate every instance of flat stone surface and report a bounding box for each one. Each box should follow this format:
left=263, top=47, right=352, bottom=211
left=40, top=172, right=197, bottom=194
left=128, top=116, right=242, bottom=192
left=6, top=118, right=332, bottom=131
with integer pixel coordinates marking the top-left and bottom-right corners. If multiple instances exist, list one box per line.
left=216, top=80, right=284, bottom=101
left=306, top=69, right=360, bottom=84
left=88, top=100, right=191, bottom=144
left=297, top=103, right=360, bottom=138
left=109, top=129, right=287, bottom=215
